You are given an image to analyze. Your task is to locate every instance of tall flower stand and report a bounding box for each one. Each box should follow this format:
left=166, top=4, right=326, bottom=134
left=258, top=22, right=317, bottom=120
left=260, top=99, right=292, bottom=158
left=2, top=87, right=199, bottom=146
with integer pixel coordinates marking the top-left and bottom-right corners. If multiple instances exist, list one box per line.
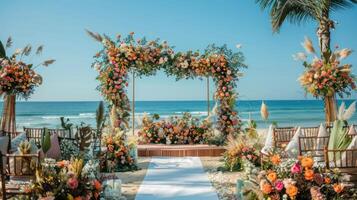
left=1, top=94, right=16, bottom=136
left=324, top=95, right=337, bottom=123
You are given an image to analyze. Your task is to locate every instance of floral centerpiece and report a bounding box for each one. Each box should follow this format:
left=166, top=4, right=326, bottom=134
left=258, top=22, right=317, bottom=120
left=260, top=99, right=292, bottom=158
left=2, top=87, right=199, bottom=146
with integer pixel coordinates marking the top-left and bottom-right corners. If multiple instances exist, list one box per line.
left=100, top=129, right=137, bottom=172
left=32, top=158, right=102, bottom=199
left=88, top=30, right=246, bottom=141
left=223, top=134, right=261, bottom=171
left=258, top=155, right=357, bottom=199
left=138, top=113, right=214, bottom=145
left=0, top=37, right=55, bottom=133
left=296, top=37, right=355, bottom=122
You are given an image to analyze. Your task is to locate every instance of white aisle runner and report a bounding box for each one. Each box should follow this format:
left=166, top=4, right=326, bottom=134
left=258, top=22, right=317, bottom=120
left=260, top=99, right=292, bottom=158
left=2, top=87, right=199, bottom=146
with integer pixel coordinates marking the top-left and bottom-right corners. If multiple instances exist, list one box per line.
left=135, top=157, right=219, bottom=200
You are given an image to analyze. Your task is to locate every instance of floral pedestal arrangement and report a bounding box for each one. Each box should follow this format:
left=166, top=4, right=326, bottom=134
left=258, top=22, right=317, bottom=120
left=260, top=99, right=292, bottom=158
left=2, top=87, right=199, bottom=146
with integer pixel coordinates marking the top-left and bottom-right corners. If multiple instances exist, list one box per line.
left=100, top=130, right=138, bottom=172
left=138, top=113, right=214, bottom=145
left=32, top=158, right=102, bottom=200
left=0, top=38, right=54, bottom=135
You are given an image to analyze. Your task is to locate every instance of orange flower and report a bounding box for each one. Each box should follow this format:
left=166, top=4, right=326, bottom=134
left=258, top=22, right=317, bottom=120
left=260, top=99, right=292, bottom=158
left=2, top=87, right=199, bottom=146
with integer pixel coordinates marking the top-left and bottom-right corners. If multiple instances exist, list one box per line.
left=93, top=179, right=102, bottom=190
left=333, top=183, right=344, bottom=193
left=304, top=169, right=314, bottom=181
left=56, top=160, right=68, bottom=168
left=74, top=197, right=82, bottom=200
left=267, top=172, right=277, bottom=183
left=324, top=177, right=331, bottom=184
left=270, top=155, right=281, bottom=165
left=261, top=183, right=272, bottom=194
left=300, top=157, right=314, bottom=169
left=286, top=184, right=298, bottom=199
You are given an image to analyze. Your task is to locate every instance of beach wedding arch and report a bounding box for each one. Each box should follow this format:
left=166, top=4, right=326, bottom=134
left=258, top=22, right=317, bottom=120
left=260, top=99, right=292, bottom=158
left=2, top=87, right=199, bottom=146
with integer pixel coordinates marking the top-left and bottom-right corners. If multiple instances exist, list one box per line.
left=88, top=31, right=246, bottom=140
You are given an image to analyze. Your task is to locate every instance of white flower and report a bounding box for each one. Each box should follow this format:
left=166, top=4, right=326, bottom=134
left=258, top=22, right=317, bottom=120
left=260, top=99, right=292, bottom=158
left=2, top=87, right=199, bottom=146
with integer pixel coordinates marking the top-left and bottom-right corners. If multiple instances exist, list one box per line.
left=236, top=44, right=242, bottom=49
left=181, top=60, right=189, bottom=68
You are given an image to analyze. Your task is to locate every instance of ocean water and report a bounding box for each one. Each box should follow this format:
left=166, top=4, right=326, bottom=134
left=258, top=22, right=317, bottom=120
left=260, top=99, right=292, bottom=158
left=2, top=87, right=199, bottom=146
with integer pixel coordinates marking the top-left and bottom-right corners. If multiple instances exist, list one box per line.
left=0, top=100, right=356, bottom=130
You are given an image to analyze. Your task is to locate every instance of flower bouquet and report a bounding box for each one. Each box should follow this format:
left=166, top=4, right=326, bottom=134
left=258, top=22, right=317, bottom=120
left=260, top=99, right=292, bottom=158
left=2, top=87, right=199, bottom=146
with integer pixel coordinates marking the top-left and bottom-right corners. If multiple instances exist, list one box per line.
left=258, top=155, right=357, bottom=200
left=223, top=134, right=261, bottom=171
left=0, top=38, right=55, bottom=98
left=32, top=158, right=102, bottom=200
left=100, top=129, right=137, bottom=172
left=138, top=112, right=214, bottom=145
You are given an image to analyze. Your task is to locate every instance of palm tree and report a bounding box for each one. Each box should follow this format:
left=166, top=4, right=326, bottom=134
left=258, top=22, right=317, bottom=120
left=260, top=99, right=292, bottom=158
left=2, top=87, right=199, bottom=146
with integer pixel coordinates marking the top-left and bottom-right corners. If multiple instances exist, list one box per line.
left=256, top=0, right=357, bottom=122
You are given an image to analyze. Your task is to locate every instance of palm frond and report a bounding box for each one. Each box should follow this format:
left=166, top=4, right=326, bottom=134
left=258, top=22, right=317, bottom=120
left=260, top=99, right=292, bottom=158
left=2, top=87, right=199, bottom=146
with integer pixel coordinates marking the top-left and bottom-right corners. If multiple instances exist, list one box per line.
left=272, top=0, right=316, bottom=31
left=6, top=37, right=12, bottom=48
left=256, top=0, right=318, bottom=32
left=329, top=0, right=357, bottom=11
left=85, top=29, right=103, bottom=43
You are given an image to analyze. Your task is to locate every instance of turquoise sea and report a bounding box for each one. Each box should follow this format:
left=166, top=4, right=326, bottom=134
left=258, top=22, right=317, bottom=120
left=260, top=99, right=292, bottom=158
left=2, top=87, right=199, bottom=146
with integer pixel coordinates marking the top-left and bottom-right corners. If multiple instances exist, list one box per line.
left=0, top=100, right=356, bottom=130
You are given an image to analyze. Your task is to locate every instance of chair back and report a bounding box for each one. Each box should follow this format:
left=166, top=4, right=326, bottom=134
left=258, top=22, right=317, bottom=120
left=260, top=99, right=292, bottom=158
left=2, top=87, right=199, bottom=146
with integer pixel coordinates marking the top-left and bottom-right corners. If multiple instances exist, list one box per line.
left=325, top=123, right=350, bottom=134
left=0, top=151, right=40, bottom=199
left=300, top=126, right=319, bottom=137
left=273, top=127, right=296, bottom=148
left=324, top=134, right=357, bottom=183
left=298, top=136, right=329, bottom=160
left=24, top=127, right=43, bottom=147
left=24, top=127, right=71, bottom=147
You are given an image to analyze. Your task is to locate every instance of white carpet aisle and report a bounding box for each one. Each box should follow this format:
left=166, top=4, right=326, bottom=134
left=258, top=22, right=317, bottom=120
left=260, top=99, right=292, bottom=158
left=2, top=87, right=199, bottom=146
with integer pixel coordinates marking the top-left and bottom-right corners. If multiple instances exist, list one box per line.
left=135, top=157, right=219, bottom=200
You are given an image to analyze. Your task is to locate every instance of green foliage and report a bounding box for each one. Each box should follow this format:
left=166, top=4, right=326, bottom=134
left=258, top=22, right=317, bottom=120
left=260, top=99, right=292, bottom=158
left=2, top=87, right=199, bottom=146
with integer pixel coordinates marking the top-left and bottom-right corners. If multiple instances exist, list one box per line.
left=96, top=101, right=105, bottom=130
left=41, top=128, right=51, bottom=155
left=255, top=0, right=357, bottom=32
left=328, top=120, right=352, bottom=159
left=152, top=113, right=160, bottom=120
left=0, top=41, right=6, bottom=58
left=75, top=123, right=93, bottom=151
left=223, top=152, right=243, bottom=171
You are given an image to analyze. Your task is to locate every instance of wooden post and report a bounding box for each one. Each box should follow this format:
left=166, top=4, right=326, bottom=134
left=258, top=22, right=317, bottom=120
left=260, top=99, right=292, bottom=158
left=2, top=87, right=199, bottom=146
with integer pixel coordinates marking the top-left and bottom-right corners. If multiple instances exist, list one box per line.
left=1, top=94, right=16, bottom=136
left=324, top=95, right=337, bottom=123
left=132, top=72, right=135, bottom=136
left=207, top=77, right=210, bottom=116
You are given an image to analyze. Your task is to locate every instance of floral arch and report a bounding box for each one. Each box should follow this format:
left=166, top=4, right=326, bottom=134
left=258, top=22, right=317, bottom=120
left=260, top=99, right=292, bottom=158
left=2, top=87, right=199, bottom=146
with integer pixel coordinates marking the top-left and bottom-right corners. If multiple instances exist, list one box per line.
left=88, top=31, right=246, bottom=139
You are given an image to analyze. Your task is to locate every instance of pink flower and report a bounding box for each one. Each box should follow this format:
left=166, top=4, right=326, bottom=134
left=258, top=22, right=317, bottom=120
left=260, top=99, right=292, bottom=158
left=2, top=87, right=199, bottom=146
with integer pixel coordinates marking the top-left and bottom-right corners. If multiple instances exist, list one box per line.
left=291, top=163, right=302, bottom=174
left=67, top=177, right=79, bottom=189
left=275, top=180, right=284, bottom=191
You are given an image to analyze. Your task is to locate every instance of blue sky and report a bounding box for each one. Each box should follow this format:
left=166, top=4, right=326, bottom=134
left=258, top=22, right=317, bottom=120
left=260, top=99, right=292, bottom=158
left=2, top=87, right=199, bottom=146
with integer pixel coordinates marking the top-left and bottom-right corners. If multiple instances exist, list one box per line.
left=1, top=0, right=357, bottom=101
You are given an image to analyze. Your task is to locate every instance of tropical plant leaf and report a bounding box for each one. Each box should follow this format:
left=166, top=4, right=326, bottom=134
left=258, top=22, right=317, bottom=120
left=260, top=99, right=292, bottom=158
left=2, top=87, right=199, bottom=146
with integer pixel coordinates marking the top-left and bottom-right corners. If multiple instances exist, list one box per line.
left=96, top=101, right=105, bottom=130
left=41, top=128, right=52, bottom=155
left=255, top=0, right=357, bottom=32
left=75, top=125, right=93, bottom=151
left=342, top=101, right=356, bottom=121
left=337, top=102, right=346, bottom=120
left=0, top=41, right=6, bottom=58
left=328, top=120, right=352, bottom=159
